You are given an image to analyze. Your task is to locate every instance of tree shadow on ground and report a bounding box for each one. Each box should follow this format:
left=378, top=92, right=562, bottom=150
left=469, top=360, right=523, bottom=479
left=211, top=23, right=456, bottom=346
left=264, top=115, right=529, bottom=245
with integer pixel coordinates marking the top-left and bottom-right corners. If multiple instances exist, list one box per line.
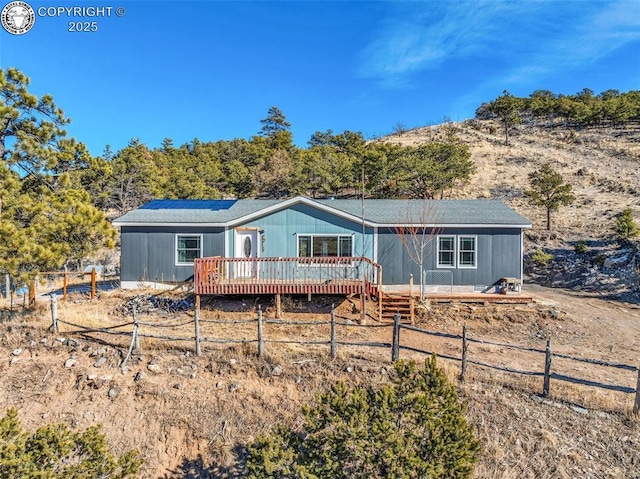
left=161, top=446, right=247, bottom=479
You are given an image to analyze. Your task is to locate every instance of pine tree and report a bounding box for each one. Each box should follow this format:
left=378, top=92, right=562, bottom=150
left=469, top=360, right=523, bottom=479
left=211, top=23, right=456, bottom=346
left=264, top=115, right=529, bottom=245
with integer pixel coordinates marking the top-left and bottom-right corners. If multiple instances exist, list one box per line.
left=0, top=68, right=68, bottom=173
left=259, top=106, right=293, bottom=150
left=0, top=68, right=115, bottom=283
left=245, top=357, right=481, bottom=478
left=487, top=90, right=524, bottom=145
left=614, top=208, right=639, bottom=239
left=0, top=408, right=142, bottom=478
left=524, top=163, right=575, bottom=230
left=260, top=106, right=291, bottom=137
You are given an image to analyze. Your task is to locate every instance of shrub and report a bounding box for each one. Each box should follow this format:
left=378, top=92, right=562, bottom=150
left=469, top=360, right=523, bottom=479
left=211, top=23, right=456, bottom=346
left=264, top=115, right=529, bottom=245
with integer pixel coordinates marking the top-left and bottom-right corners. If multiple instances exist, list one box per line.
left=614, top=208, right=639, bottom=239
left=245, top=356, right=481, bottom=479
left=532, top=248, right=554, bottom=266
left=0, top=408, right=142, bottom=478
left=574, top=240, right=588, bottom=254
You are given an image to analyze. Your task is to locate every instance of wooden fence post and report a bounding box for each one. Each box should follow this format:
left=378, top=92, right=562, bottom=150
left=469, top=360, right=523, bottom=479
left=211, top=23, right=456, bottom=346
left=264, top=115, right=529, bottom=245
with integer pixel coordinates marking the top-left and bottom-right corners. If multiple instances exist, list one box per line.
left=50, top=295, right=58, bottom=334
left=63, top=268, right=68, bottom=302
left=257, top=306, right=264, bottom=358
left=377, top=267, right=383, bottom=323
left=194, top=295, right=201, bottom=356
left=633, top=367, right=640, bottom=415
left=409, top=274, right=415, bottom=325
left=90, top=267, right=96, bottom=300
left=392, top=313, right=401, bottom=362
left=120, top=306, right=139, bottom=370
left=133, top=305, right=141, bottom=353
left=28, top=278, right=36, bottom=307
left=275, top=294, right=282, bottom=320
left=4, top=273, right=9, bottom=301
left=460, top=323, right=468, bottom=381
left=543, top=338, right=552, bottom=397
left=330, top=305, right=337, bottom=360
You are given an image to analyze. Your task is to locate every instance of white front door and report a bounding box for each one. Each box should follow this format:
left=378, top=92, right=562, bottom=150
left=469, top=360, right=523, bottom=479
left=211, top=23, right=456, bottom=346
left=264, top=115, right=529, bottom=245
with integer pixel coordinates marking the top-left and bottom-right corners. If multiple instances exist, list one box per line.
left=234, top=229, right=258, bottom=278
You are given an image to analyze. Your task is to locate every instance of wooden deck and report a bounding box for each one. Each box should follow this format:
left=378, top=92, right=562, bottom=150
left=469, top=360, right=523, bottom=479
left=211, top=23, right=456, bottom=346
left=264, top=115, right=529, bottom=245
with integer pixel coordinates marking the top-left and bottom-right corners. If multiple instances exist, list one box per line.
left=194, top=257, right=533, bottom=322
left=423, top=292, right=533, bottom=304
left=194, top=256, right=382, bottom=297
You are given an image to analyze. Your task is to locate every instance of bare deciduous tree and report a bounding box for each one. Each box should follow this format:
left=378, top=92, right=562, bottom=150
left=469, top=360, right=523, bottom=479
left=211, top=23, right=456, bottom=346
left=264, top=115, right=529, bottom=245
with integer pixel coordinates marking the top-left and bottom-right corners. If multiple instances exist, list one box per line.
left=394, top=201, right=442, bottom=300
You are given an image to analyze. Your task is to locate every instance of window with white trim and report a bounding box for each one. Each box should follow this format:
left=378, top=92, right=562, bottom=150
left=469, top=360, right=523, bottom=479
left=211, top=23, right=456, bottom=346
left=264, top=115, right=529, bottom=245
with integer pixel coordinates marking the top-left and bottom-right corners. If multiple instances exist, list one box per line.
left=437, top=236, right=456, bottom=267
left=297, top=235, right=353, bottom=257
left=436, top=235, right=478, bottom=268
left=458, top=236, right=476, bottom=268
left=176, top=235, right=202, bottom=264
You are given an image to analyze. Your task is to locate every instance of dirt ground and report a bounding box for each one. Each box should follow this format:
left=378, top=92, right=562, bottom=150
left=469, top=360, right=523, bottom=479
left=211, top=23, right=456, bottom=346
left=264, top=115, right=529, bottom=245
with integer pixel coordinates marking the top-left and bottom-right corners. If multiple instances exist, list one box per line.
left=427, top=282, right=640, bottom=366
left=381, top=284, right=640, bottom=404
left=0, top=285, right=639, bottom=478
left=525, top=283, right=640, bottom=356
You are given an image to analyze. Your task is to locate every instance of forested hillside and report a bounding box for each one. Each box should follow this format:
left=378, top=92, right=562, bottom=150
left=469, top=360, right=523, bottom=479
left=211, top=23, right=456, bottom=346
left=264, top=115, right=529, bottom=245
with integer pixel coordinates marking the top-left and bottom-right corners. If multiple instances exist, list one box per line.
left=77, top=112, right=474, bottom=214
left=384, top=98, right=640, bottom=240
left=477, top=89, right=640, bottom=130
left=2, top=66, right=639, bottom=283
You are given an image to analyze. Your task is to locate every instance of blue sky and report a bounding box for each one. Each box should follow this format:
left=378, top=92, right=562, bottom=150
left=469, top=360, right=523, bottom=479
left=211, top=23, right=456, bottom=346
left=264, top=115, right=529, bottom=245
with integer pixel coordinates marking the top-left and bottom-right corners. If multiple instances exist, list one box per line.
left=1, top=0, right=639, bottom=157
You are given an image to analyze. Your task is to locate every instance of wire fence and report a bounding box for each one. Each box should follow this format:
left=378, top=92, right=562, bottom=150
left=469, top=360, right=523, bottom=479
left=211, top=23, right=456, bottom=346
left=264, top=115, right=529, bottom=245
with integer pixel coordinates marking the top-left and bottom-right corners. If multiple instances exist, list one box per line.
left=1, top=270, right=119, bottom=318
left=47, top=296, right=640, bottom=414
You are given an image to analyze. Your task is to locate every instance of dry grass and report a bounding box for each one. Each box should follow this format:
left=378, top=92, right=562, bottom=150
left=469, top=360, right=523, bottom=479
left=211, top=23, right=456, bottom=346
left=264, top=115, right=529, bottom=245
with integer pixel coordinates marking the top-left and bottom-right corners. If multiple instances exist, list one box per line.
left=384, top=121, right=640, bottom=240
left=1, top=291, right=639, bottom=478
left=35, top=294, right=640, bottom=413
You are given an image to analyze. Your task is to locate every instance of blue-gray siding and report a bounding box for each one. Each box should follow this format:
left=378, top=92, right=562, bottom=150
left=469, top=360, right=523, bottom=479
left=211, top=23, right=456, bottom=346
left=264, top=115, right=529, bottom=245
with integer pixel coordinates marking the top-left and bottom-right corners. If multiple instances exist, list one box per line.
left=120, top=218, right=523, bottom=288
left=120, top=226, right=224, bottom=282
left=233, top=203, right=374, bottom=258
left=376, top=227, right=522, bottom=286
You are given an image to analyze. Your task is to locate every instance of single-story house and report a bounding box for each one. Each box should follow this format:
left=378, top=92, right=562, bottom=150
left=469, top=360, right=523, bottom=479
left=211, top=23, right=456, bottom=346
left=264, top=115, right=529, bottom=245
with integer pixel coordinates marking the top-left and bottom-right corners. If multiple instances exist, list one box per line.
left=112, top=196, right=531, bottom=296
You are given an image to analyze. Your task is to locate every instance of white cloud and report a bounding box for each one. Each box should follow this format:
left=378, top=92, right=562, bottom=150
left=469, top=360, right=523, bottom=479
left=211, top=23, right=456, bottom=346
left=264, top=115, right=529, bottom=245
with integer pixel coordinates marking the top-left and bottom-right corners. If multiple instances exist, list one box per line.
left=360, top=0, right=640, bottom=91
left=548, top=1, right=640, bottom=66
left=466, top=1, right=640, bottom=105
left=358, top=1, right=528, bottom=81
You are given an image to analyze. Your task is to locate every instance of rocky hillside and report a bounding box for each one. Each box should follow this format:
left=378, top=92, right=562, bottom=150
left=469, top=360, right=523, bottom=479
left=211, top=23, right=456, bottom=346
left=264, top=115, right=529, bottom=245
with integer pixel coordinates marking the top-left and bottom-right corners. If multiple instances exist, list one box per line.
left=1, top=289, right=639, bottom=478
left=383, top=120, right=640, bottom=302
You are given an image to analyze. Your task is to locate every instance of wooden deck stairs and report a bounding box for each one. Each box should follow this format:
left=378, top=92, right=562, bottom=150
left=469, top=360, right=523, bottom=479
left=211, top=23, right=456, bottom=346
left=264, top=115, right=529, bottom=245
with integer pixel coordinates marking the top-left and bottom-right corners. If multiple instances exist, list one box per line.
left=380, top=294, right=414, bottom=322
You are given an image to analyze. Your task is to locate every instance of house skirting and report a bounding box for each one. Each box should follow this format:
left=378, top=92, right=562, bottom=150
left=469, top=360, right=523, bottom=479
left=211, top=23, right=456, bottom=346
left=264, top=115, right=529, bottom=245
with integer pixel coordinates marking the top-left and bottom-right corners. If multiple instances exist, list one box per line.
left=120, top=280, right=185, bottom=291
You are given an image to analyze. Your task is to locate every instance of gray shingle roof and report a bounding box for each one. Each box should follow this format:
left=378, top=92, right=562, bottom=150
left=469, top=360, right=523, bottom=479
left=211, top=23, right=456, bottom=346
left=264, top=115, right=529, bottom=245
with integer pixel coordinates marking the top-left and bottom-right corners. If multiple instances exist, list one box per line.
left=112, top=196, right=531, bottom=227
left=315, top=199, right=530, bottom=226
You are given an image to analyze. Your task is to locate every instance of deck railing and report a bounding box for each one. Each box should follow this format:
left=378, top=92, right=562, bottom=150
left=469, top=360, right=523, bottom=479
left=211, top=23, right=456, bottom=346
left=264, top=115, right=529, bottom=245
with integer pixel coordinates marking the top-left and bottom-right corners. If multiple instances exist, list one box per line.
left=194, top=256, right=381, bottom=296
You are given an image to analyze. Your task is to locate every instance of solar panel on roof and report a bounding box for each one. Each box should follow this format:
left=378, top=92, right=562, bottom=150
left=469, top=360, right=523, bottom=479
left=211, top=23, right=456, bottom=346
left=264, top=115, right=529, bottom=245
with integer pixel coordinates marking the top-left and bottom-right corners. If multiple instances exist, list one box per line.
left=139, top=199, right=237, bottom=210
